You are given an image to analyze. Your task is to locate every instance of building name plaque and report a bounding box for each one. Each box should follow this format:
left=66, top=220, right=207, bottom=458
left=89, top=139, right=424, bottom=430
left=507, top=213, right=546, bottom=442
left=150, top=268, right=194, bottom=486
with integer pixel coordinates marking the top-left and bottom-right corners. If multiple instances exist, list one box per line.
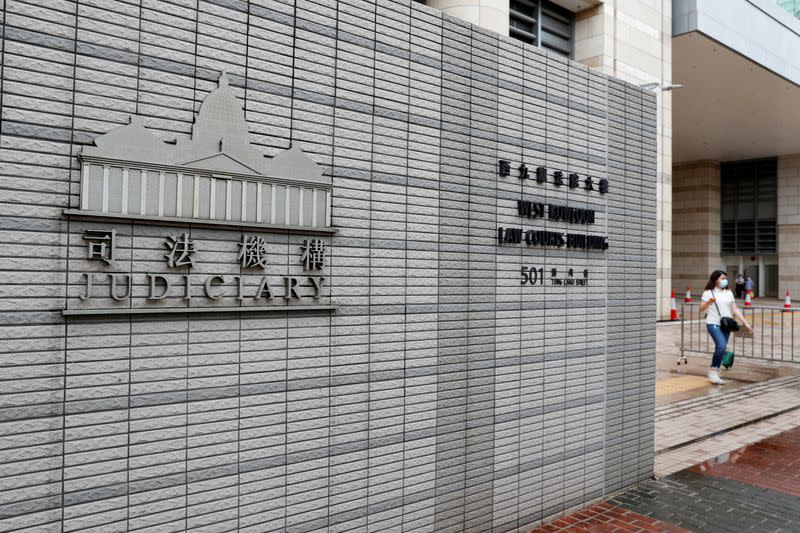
left=497, top=160, right=610, bottom=287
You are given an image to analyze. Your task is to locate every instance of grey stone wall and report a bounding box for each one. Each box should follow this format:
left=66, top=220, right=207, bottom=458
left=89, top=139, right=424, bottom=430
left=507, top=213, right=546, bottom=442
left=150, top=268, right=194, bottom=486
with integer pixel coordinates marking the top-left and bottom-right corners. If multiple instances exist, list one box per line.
left=0, top=0, right=657, bottom=532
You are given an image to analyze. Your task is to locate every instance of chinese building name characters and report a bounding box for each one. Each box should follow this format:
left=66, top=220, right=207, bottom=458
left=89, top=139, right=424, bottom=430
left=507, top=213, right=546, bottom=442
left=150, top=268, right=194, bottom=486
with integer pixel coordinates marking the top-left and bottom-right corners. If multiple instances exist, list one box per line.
left=498, top=159, right=609, bottom=194
left=78, top=230, right=329, bottom=304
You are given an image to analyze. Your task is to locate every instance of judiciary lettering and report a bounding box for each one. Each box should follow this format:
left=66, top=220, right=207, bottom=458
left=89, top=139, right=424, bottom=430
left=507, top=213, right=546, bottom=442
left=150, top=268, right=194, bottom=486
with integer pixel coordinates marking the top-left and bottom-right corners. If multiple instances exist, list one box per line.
left=76, top=229, right=331, bottom=309
left=80, top=273, right=326, bottom=301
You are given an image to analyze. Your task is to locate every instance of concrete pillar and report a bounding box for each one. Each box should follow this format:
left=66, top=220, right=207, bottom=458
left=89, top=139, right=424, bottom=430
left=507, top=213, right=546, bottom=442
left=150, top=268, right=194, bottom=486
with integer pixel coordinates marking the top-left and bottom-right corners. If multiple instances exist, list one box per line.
left=573, top=0, right=674, bottom=319
left=574, top=4, right=613, bottom=74
left=778, top=155, right=800, bottom=300
left=671, top=161, right=722, bottom=298
left=426, top=0, right=510, bottom=36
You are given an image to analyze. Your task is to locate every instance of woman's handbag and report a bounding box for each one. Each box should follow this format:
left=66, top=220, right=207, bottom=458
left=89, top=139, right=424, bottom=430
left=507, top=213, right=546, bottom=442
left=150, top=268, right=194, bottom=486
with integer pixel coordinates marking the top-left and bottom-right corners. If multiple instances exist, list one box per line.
left=722, top=350, right=735, bottom=369
left=720, top=316, right=740, bottom=333
left=713, top=292, right=740, bottom=333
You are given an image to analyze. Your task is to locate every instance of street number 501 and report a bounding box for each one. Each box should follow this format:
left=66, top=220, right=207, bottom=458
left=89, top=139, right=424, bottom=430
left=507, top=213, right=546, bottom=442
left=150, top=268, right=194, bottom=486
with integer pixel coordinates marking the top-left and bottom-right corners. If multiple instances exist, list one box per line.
left=521, top=266, right=544, bottom=286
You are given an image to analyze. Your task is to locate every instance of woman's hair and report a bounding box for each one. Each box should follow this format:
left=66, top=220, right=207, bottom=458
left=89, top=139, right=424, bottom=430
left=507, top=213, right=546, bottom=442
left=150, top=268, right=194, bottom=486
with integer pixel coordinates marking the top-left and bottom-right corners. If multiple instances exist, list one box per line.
left=704, top=270, right=728, bottom=291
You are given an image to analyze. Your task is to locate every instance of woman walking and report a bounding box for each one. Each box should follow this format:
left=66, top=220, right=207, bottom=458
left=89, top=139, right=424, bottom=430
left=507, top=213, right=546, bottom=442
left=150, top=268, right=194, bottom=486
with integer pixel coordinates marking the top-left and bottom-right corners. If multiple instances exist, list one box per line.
left=699, top=270, right=754, bottom=384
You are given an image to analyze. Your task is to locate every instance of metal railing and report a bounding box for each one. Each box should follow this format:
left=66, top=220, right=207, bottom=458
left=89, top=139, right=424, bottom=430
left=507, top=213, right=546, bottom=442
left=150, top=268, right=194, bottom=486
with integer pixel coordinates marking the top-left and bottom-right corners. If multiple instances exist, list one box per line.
left=680, top=302, right=799, bottom=363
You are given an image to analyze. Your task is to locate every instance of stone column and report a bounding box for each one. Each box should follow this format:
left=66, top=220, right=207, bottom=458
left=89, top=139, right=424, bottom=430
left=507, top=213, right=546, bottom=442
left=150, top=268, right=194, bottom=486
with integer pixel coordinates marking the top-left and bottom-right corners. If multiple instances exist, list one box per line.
left=778, top=155, right=800, bottom=300
left=573, top=0, right=674, bottom=319
left=426, top=0, right=510, bottom=36
left=671, top=161, right=722, bottom=297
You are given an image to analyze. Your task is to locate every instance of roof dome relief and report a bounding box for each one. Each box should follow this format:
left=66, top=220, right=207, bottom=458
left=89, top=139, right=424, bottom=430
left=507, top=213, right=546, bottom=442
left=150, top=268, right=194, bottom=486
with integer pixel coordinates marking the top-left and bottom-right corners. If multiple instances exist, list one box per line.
left=191, top=71, right=250, bottom=149
left=81, top=70, right=328, bottom=184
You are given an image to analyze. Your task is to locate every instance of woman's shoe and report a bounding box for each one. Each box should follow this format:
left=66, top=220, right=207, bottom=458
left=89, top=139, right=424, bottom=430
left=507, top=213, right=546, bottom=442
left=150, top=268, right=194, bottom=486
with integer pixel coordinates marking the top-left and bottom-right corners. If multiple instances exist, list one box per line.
left=707, top=370, right=726, bottom=385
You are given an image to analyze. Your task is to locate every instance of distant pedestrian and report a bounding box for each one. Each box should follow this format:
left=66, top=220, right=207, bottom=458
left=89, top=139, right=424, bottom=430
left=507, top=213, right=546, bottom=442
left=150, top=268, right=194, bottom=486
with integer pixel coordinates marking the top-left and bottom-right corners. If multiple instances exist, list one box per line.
left=735, top=274, right=745, bottom=298
left=700, top=270, right=753, bottom=385
left=744, top=276, right=754, bottom=297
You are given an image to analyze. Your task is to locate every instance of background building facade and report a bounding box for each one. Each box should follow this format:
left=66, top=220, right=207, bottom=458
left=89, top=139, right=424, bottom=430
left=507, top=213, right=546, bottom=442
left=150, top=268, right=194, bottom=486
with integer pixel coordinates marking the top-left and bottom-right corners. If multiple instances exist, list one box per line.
left=0, top=0, right=657, bottom=531
left=671, top=0, right=800, bottom=299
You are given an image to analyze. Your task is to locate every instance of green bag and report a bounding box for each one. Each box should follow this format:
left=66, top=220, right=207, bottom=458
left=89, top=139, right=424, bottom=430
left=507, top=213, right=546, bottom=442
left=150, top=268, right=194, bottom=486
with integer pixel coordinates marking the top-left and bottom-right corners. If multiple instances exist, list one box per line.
left=722, top=350, right=735, bottom=369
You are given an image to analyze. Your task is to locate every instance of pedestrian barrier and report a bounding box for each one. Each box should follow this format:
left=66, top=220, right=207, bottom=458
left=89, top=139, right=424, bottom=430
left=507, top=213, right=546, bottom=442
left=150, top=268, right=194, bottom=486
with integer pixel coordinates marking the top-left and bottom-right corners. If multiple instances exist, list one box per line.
left=680, top=302, right=799, bottom=363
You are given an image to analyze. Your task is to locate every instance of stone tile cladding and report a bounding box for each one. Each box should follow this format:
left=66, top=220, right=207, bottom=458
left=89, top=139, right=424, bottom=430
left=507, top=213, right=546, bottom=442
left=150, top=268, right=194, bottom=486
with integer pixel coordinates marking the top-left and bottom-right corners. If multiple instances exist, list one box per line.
left=0, top=0, right=657, bottom=531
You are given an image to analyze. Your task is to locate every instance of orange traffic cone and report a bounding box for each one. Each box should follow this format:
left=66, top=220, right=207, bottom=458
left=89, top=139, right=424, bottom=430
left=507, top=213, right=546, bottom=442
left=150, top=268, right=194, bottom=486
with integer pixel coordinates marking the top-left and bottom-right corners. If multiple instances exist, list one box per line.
left=744, top=292, right=752, bottom=307
left=670, top=290, right=679, bottom=320
left=684, top=287, right=692, bottom=303
left=784, top=290, right=792, bottom=311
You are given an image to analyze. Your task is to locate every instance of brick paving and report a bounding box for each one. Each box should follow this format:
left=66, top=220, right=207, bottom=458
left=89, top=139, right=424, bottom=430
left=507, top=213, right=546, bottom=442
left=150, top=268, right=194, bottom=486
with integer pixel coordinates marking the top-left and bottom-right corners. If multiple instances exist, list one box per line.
left=529, top=502, right=689, bottom=532
left=690, top=425, right=800, bottom=498
left=532, top=425, right=800, bottom=533
left=655, top=408, right=800, bottom=478
left=611, top=470, right=800, bottom=532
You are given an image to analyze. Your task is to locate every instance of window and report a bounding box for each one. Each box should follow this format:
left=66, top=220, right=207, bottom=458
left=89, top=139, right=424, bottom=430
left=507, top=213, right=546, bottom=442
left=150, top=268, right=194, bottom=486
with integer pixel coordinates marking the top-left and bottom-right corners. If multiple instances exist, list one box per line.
left=721, top=158, right=777, bottom=255
left=510, top=0, right=575, bottom=58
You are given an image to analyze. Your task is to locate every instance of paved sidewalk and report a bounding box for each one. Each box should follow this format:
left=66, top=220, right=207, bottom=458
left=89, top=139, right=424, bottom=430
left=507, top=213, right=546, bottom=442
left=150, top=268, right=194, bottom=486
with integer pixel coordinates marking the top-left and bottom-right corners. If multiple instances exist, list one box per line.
left=654, top=375, right=800, bottom=477
left=529, top=329, right=800, bottom=532
left=532, top=425, right=800, bottom=532
left=653, top=319, right=800, bottom=477
left=655, top=408, right=800, bottom=479
left=654, top=371, right=750, bottom=405
left=529, top=323, right=800, bottom=532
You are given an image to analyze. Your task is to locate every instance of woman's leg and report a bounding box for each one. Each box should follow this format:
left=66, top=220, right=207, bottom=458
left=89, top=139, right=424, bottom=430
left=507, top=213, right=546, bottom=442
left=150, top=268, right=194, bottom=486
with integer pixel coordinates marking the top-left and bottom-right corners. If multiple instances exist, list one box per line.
left=707, top=325, right=727, bottom=369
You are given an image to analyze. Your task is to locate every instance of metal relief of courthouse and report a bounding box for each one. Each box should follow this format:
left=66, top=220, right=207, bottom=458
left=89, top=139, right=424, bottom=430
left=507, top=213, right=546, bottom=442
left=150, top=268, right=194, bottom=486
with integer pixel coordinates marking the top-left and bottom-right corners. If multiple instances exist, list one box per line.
left=64, top=73, right=334, bottom=316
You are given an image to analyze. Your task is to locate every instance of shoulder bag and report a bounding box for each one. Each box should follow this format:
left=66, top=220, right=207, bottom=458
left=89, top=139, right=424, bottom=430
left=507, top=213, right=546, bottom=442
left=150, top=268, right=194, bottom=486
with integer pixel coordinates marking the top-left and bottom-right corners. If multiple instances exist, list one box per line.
left=713, top=290, right=740, bottom=333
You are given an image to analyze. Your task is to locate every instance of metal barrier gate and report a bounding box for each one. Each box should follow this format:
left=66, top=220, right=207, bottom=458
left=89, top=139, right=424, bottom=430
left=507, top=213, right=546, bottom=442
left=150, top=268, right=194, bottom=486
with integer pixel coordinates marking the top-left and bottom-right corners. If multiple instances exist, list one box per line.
left=680, top=303, right=799, bottom=363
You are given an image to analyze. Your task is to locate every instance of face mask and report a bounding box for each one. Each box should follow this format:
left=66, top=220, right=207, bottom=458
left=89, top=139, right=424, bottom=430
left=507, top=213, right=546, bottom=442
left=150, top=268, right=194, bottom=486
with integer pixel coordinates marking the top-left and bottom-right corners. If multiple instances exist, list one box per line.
left=719, top=279, right=728, bottom=289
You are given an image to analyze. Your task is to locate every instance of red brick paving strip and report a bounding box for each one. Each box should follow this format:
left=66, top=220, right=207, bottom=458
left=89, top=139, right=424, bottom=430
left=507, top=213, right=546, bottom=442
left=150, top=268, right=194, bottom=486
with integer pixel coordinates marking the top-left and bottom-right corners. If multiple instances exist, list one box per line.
left=530, top=502, right=690, bottom=532
left=689, top=425, right=800, bottom=497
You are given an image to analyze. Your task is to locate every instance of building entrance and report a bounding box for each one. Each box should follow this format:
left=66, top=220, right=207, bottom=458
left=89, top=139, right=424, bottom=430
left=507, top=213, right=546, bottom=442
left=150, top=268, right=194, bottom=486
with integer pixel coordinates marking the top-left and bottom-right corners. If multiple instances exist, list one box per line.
left=766, top=264, right=779, bottom=297
left=725, top=255, right=778, bottom=298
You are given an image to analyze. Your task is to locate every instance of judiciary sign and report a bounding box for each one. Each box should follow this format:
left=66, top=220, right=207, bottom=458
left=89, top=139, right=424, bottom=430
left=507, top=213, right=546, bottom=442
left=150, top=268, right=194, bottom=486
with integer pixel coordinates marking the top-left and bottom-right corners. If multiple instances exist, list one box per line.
left=63, top=73, right=335, bottom=316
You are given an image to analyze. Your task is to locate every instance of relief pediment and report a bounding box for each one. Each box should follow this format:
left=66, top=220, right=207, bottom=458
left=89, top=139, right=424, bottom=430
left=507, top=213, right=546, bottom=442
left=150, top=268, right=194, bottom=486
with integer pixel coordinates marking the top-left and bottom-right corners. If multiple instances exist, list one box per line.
left=75, top=72, right=332, bottom=230
left=82, top=72, right=329, bottom=185
left=179, top=152, right=263, bottom=176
